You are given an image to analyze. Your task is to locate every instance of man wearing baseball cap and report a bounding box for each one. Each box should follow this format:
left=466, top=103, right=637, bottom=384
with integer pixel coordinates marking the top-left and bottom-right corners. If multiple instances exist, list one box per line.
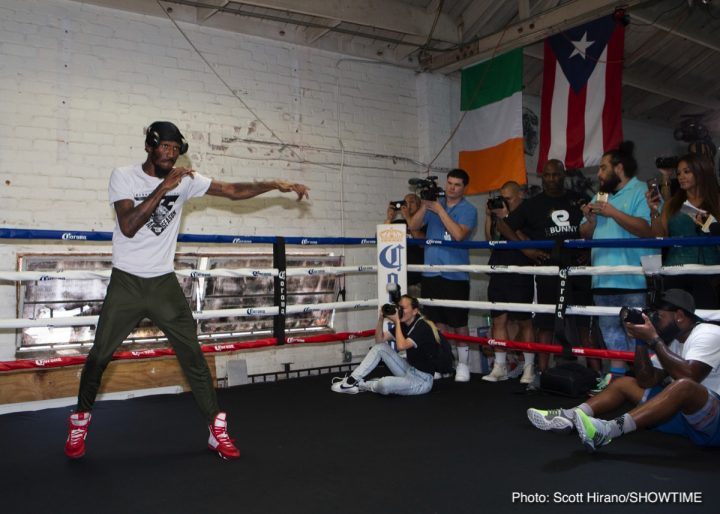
left=526, top=289, right=720, bottom=452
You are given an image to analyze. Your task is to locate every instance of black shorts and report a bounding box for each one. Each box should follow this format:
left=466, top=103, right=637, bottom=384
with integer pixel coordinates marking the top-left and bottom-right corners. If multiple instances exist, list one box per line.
left=535, top=275, right=592, bottom=330
left=487, top=273, right=533, bottom=320
left=421, top=276, right=470, bottom=328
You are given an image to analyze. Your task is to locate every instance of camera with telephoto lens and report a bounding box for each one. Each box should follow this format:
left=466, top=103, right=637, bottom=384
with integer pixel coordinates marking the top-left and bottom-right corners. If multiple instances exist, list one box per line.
left=382, top=303, right=403, bottom=318
left=655, top=156, right=680, bottom=169
left=389, top=200, right=407, bottom=210
left=487, top=197, right=507, bottom=210
left=619, top=306, right=650, bottom=325
left=408, top=176, right=445, bottom=202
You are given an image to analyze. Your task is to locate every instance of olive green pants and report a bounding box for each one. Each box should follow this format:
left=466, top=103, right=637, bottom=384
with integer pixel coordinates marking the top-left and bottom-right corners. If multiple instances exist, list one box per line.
left=77, top=268, right=219, bottom=422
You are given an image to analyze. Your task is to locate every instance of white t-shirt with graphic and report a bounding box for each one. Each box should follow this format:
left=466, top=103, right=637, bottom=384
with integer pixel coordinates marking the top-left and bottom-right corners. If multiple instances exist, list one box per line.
left=108, top=164, right=212, bottom=277
left=651, top=323, right=720, bottom=395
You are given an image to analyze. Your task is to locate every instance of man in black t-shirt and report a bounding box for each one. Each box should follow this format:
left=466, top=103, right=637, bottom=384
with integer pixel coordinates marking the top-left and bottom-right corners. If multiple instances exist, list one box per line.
left=483, top=181, right=536, bottom=383
left=330, top=295, right=440, bottom=396
left=494, top=160, right=591, bottom=377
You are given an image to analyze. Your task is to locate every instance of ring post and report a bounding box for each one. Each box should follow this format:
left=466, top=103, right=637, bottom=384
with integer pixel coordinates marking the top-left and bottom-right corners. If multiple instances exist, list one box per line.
left=273, top=236, right=287, bottom=345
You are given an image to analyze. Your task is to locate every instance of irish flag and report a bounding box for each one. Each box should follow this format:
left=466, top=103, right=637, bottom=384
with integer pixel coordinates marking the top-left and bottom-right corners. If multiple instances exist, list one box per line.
left=456, top=48, right=526, bottom=195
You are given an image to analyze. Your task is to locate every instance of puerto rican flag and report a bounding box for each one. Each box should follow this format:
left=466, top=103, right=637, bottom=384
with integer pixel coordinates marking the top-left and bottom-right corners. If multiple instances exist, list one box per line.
left=537, top=14, right=624, bottom=172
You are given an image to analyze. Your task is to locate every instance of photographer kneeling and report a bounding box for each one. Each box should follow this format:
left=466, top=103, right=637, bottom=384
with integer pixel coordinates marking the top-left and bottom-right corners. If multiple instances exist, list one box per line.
left=527, top=289, right=720, bottom=452
left=331, top=295, right=448, bottom=396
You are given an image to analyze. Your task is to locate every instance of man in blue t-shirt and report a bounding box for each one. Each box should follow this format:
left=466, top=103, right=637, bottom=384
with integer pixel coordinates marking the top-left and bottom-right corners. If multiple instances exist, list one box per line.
left=408, top=169, right=478, bottom=382
left=580, top=141, right=656, bottom=384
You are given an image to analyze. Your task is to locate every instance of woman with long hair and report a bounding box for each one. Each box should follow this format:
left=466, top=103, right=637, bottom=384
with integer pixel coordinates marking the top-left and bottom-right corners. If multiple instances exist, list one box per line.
left=647, top=153, right=720, bottom=309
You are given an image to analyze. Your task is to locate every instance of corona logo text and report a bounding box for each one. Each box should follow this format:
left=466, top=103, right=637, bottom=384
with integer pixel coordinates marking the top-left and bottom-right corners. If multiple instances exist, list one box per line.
left=62, top=233, right=87, bottom=240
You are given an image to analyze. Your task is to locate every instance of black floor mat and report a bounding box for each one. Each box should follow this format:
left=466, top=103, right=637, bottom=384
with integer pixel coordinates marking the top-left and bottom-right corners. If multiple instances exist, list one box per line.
left=1, top=374, right=717, bottom=514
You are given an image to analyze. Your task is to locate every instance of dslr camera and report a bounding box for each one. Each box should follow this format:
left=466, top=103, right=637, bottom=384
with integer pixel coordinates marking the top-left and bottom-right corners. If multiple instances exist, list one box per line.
left=381, top=303, right=403, bottom=318
left=389, top=200, right=407, bottom=210
left=619, top=306, right=654, bottom=325
left=655, top=156, right=679, bottom=169
left=408, top=176, right=445, bottom=202
left=487, top=197, right=507, bottom=210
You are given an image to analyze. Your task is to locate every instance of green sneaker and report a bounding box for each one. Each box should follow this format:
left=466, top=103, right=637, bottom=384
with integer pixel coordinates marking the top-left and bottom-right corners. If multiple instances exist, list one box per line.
left=526, top=408, right=575, bottom=434
left=574, top=409, right=612, bottom=452
left=589, top=373, right=613, bottom=396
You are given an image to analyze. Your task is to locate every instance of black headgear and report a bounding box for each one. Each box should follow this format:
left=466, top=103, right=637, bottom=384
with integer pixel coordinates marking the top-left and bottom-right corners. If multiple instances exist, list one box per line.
left=145, top=121, right=189, bottom=155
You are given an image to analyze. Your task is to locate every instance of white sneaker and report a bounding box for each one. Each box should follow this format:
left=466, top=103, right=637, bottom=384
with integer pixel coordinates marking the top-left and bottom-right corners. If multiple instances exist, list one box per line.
left=482, top=362, right=508, bottom=382
left=454, top=363, right=470, bottom=382
left=520, top=363, right=536, bottom=384
left=331, top=376, right=360, bottom=394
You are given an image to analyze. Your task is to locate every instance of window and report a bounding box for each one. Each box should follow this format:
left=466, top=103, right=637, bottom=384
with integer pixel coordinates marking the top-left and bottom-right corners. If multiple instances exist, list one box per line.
left=17, top=252, right=341, bottom=355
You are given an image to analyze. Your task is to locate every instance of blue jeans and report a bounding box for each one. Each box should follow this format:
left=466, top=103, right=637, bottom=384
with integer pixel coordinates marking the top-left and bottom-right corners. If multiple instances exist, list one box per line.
left=593, top=292, right=646, bottom=352
left=351, top=342, right=433, bottom=396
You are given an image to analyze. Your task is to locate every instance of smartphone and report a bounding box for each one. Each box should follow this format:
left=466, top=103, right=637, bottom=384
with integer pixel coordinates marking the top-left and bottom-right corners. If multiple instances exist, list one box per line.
left=596, top=192, right=609, bottom=203
left=389, top=200, right=407, bottom=210
left=646, top=178, right=660, bottom=199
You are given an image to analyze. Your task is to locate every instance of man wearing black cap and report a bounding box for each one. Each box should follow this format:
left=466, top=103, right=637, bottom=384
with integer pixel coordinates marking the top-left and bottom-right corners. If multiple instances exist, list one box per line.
left=526, top=289, right=720, bottom=452
left=65, top=121, right=310, bottom=460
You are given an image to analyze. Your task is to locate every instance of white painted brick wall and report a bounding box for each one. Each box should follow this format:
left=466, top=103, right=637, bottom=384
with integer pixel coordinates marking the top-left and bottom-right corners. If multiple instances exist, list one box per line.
left=0, top=0, right=456, bottom=366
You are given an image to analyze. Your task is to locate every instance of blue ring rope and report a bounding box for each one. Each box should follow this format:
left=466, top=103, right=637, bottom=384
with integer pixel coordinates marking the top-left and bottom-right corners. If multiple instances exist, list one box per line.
left=2, top=228, right=720, bottom=249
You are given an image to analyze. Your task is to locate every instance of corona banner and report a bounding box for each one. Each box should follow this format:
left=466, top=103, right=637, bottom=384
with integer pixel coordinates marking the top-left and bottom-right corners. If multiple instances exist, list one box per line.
left=376, top=224, right=407, bottom=307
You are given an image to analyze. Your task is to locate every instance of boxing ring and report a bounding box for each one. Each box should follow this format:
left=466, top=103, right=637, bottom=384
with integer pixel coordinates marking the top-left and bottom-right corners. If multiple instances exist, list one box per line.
left=2, top=228, right=720, bottom=374
left=0, top=228, right=718, bottom=513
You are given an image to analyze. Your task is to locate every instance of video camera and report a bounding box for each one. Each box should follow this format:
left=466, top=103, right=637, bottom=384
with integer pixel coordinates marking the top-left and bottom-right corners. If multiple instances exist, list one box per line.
left=655, top=156, right=680, bottom=169
left=408, top=176, right=445, bottom=202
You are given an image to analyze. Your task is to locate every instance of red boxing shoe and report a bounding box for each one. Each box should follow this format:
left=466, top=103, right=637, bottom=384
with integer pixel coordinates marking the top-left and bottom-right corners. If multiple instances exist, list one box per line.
left=65, top=412, right=92, bottom=459
left=208, top=412, right=240, bottom=460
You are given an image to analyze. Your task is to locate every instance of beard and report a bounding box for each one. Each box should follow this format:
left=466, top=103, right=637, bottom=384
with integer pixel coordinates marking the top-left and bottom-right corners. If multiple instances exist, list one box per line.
left=598, top=173, right=620, bottom=193
left=154, top=165, right=172, bottom=178
left=657, top=319, right=682, bottom=344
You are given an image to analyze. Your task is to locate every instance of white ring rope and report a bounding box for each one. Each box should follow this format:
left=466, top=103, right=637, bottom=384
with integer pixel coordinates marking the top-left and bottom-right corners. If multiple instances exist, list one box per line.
left=3, top=263, right=719, bottom=282
left=0, top=265, right=377, bottom=282
left=0, top=299, right=380, bottom=330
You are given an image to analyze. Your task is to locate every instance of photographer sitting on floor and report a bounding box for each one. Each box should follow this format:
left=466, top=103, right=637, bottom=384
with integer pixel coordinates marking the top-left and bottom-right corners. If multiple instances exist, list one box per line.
left=526, top=289, right=720, bottom=452
left=330, top=295, right=448, bottom=396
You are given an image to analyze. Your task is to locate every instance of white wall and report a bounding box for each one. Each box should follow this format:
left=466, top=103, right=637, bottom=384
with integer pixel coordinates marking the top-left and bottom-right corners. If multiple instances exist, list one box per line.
left=0, top=0, right=435, bottom=365
left=0, top=0, right=683, bottom=372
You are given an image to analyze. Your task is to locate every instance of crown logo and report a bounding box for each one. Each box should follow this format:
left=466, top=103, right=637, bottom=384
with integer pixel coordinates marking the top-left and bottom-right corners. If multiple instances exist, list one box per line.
left=379, top=228, right=405, bottom=243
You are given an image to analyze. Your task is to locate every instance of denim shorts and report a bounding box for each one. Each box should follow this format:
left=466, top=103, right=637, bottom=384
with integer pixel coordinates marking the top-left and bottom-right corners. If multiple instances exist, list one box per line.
left=593, top=292, right=646, bottom=352
left=643, top=386, right=720, bottom=447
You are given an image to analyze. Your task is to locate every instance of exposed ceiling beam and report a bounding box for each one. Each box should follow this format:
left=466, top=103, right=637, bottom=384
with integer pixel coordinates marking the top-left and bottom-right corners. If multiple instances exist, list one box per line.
left=524, top=45, right=720, bottom=111
left=421, top=0, right=647, bottom=73
left=197, top=0, right=229, bottom=22
left=518, top=0, right=531, bottom=21
left=233, top=0, right=460, bottom=43
left=631, top=11, right=720, bottom=54
left=303, top=19, right=342, bottom=44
